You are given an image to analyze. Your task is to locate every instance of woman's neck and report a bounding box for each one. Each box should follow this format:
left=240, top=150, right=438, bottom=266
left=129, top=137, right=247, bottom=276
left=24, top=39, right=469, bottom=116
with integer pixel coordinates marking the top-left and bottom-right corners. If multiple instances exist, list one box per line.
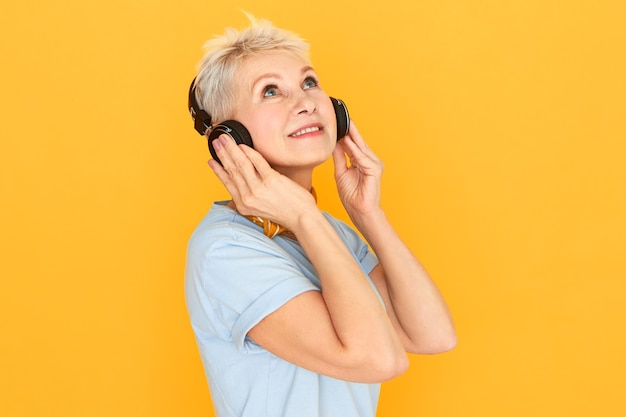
left=273, top=166, right=314, bottom=191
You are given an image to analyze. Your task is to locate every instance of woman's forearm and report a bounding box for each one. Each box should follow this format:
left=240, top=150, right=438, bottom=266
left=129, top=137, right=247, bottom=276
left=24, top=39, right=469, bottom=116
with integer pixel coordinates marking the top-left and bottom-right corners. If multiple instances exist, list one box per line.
left=291, top=208, right=409, bottom=375
left=351, top=208, right=457, bottom=354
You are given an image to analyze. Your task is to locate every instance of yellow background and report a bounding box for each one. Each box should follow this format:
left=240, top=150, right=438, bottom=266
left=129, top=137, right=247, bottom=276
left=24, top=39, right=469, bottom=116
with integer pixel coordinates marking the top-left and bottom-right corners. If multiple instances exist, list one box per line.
left=1, top=0, right=625, bottom=416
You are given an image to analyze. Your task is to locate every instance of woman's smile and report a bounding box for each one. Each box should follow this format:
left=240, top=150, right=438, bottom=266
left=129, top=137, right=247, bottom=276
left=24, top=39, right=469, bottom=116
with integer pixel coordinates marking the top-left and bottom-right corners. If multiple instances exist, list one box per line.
left=230, top=51, right=337, bottom=172
left=288, top=124, right=324, bottom=138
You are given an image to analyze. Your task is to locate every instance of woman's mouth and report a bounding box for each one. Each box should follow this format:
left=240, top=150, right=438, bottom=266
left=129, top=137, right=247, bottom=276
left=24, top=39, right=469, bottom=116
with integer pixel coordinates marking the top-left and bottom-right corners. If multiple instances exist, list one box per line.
left=289, top=126, right=322, bottom=137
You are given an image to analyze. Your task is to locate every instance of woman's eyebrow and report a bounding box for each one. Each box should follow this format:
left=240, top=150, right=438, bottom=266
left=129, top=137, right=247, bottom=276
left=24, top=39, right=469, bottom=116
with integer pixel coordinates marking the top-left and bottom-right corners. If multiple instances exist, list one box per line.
left=252, top=66, right=317, bottom=89
left=251, top=73, right=281, bottom=90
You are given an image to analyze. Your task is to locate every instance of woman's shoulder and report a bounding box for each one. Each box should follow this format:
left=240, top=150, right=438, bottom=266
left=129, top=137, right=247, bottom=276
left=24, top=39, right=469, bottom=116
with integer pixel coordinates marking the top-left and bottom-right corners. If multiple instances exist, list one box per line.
left=321, top=211, right=359, bottom=240
left=188, top=201, right=273, bottom=250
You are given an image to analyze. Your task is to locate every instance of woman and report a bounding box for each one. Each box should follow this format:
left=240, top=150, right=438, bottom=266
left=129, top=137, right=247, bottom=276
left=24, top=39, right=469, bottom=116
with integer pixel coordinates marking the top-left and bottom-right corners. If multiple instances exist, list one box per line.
left=185, top=16, right=456, bottom=417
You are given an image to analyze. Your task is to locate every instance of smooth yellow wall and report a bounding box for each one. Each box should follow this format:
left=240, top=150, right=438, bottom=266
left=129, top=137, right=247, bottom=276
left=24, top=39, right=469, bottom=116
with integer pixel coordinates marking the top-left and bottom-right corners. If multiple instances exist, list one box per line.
left=2, top=1, right=625, bottom=416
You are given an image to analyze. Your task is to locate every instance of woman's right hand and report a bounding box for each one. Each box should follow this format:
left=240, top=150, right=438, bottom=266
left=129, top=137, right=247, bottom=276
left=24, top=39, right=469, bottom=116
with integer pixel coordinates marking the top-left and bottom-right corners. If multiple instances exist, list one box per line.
left=208, top=134, right=317, bottom=230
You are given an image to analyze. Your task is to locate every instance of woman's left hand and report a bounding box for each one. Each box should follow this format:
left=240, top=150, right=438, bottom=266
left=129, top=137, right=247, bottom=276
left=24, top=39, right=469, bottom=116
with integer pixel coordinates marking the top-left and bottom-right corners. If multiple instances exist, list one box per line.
left=332, top=122, right=384, bottom=222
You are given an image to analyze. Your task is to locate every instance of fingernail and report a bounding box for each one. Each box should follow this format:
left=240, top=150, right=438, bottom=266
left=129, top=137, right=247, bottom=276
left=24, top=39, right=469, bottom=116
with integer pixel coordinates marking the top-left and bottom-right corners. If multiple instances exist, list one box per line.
left=212, top=138, right=221, bottom=151
left=219, top=134, right=229, bottom=145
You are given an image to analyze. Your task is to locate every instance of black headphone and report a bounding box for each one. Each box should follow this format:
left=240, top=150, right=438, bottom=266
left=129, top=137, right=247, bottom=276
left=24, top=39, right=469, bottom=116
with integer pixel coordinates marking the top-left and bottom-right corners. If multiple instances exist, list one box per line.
left=188, top=78, right=350, bottom=165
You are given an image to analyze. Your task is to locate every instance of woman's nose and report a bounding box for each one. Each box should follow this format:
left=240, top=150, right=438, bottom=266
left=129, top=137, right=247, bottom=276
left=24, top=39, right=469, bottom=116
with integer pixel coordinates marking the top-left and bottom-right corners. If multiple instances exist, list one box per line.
left=292, top=91, right=316, bottom=115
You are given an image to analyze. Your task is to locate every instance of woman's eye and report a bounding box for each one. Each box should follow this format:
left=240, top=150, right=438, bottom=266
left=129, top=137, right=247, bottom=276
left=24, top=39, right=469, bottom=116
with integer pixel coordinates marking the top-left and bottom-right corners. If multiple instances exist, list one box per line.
left=303, top=77, right=319, bottom=89
left=263, top=85, right=279, bottom=97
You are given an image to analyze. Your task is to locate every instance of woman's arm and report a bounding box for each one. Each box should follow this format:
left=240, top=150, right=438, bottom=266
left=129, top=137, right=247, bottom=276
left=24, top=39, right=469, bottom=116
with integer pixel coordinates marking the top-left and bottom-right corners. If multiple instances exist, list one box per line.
left=332, top=124, right=457, bottom=354
left=210, top=134, right=408, bottom=383
left=354, top=217, right=457, bottom=354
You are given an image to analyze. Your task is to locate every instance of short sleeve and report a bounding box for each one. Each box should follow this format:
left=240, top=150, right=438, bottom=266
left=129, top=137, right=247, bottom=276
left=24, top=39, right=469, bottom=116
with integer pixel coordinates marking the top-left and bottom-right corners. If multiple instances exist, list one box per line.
left=322, top=213, right=379, bottom=274
left=186, top=223, right=319, bottom=354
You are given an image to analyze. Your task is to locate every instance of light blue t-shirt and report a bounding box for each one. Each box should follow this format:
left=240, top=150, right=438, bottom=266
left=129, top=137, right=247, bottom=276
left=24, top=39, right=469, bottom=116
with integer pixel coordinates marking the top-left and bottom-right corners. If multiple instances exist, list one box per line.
left=185, top=201, right=381, bottom=417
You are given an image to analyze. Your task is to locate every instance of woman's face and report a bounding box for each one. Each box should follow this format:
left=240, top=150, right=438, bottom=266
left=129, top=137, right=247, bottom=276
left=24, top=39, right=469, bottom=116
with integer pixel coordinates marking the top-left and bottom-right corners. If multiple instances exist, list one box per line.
left=229, top=52, right=337, bottom=173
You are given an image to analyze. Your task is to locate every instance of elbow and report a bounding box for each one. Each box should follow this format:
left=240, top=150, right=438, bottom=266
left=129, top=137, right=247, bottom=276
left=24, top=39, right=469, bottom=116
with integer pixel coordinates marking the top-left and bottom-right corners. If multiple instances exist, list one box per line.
left=432, top=331, right=458, bottom=353
left=392, top=352, right=411, bottom=379
left=333, top=342, right=410, bottom=383
left=408, top=330, right=458, bottom=355
left=381, top=351, right=410, bottom=381
left=366, top=348, right=410, bottom=382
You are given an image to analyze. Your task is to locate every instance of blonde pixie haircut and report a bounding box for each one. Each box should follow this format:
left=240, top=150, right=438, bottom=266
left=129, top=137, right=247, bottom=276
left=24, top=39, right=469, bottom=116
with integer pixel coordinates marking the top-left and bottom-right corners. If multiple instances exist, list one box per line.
left=194, top=15, right=311, bottom=124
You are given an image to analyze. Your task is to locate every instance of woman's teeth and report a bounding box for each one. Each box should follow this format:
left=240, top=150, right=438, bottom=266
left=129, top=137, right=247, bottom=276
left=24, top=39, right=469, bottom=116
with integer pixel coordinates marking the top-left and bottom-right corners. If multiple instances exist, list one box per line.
left=290, top=127, right=320, bottom=137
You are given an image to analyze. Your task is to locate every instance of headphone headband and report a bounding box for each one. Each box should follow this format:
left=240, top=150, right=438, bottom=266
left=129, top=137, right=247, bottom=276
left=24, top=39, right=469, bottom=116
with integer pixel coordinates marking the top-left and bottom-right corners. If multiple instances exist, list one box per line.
left=188, top=78, right=212, bottom=135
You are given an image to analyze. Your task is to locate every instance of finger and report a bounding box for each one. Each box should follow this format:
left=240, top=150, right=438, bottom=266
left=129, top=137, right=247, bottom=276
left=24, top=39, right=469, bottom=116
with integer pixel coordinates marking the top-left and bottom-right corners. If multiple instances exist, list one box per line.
left=341, top=136, right=384, bottom=179
left=211, top=135, right=235, bottom=169
left=214, top=135, right=259, bottom=184
left=214, top=135, right=247, bottom=170
left=345, top=123, right=380, bottom=162
left=342, top=132, right=381, bottom=167
left=208, top=158, right=224, bottom=175
left=208, top=154, right=241, bottom=200
left=332, top=139, right=349, bottom=177
left=210, top=136, right=257, bottom=199
left=341, top=134, right=368, bottom=164
left=239, top=145, right=274, bottom=178
left=346, top=122, right=367, bottom=149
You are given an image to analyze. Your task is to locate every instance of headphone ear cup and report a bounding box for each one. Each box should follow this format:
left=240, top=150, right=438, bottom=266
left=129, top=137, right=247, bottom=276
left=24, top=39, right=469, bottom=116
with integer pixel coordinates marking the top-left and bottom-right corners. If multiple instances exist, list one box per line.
left=207, top=120, right=254, bottom=166
left=330, top=97, right=350, bottom=140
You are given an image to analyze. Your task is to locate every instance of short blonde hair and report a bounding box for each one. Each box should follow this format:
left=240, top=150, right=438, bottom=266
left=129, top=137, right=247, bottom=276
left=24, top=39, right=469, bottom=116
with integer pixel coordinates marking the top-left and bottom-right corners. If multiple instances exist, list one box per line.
left=194, top=15, right=310, bottom=123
